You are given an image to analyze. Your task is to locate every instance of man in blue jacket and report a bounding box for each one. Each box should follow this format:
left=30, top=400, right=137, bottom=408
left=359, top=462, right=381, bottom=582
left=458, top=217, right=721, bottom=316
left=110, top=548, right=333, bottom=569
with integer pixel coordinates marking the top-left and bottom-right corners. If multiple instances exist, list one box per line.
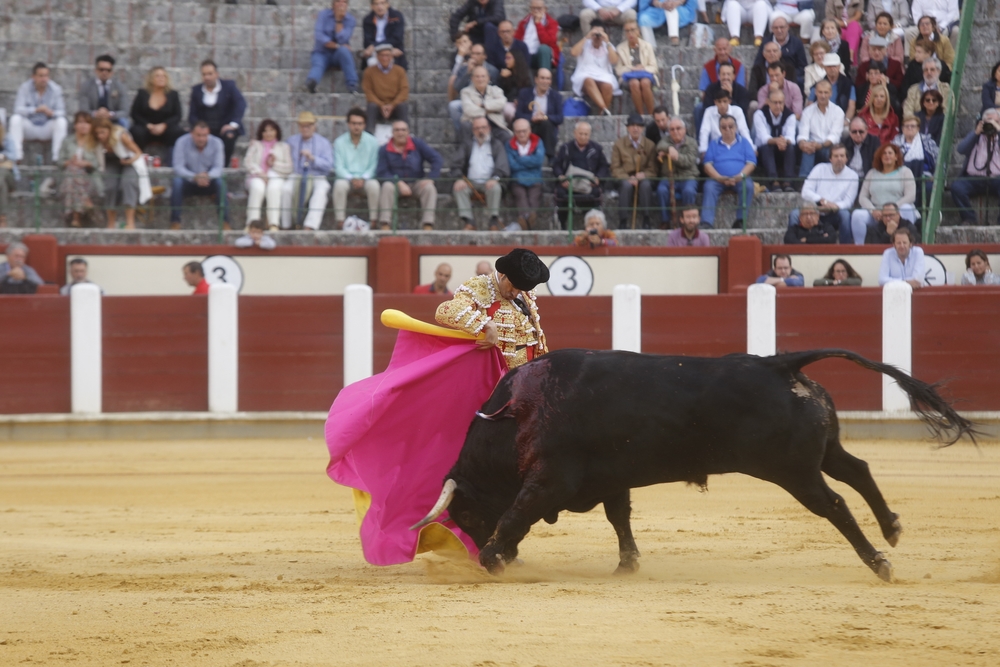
left=306, top=0, right=359, bottom=94
left=360, top=0, right=408, bottom=70
left=188, top=60, right=246, bottom=166
left=514, top=68, right=561, bottom=160
left=376, top=120, right=443, bottom=229
left=506, top=118, right=545, bottom=230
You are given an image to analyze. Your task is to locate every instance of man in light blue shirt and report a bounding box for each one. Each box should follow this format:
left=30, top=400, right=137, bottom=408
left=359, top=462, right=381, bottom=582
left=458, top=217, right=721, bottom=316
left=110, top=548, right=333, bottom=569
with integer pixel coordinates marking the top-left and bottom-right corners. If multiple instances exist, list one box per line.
left=878, top=227, right=926, bottom=289
left=9, top=63, right=68, bottom=162
left=170, top=122, right=226, bottom=229
left=306, top=0, right=359, bottom=94
left=701, top=114, right=756, bottom=229
left=333, top=107, right=380, bottom=226
left=281, top=111, right=334, bottom=230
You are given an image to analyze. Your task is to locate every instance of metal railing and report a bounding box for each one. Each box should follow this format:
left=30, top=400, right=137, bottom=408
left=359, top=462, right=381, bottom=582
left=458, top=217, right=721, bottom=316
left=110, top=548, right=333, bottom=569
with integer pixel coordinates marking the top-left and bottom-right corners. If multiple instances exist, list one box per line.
left=3, top=167, right=993, bottom=239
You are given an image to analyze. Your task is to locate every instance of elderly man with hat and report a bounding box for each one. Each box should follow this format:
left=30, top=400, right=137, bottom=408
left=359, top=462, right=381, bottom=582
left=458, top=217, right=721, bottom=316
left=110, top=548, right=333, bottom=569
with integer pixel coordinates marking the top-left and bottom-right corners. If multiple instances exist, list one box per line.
left=808, top=53, right=855, bottom=119
left=362, top=42, right=409, bottom=133
left=281, top=110, right=334, bottom=230
left=611, top=113, right=658, bottom=229
left=435, top=249, right=550, bottom=370
left=855, top=35, right=904, bottom=90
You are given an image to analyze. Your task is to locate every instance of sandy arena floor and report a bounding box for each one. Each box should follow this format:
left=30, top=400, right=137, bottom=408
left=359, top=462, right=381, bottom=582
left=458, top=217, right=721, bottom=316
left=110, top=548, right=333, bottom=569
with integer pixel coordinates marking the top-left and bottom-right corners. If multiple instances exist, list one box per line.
left=1, top=437, right=999, bottom=666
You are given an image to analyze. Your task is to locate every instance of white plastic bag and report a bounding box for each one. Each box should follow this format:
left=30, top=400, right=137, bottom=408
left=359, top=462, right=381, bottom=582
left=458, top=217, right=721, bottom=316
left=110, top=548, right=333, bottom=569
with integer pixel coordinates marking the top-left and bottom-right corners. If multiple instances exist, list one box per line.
left=343, top=215, right=371, bottom=232
left=690, top=23, right=714, bottom=48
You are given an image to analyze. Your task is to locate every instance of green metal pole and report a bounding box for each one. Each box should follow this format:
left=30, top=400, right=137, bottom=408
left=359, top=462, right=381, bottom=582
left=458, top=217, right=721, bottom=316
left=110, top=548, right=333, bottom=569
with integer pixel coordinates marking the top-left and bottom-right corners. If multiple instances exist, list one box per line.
left=217, top=178, right=227, bottom=244
left=925, top=0, right=976, bottom=243
left=392, top=176, right=399, bottom=234
left=33, top=177, right=41, bottom=232
left=567, top=175, right=574, bottom=241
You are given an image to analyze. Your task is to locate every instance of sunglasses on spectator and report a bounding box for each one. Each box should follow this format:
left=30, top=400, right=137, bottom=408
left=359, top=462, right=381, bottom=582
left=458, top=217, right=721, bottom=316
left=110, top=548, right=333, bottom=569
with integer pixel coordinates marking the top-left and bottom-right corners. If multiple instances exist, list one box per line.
left=97, top=67, right=112, bottom=72
left=850, top=129, right=866, bottom=134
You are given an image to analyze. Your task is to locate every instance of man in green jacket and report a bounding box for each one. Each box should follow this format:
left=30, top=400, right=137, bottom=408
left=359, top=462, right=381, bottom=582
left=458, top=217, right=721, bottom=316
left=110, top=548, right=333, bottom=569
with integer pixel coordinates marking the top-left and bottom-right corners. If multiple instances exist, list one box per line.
left=656, top=116, right=700, bottom=228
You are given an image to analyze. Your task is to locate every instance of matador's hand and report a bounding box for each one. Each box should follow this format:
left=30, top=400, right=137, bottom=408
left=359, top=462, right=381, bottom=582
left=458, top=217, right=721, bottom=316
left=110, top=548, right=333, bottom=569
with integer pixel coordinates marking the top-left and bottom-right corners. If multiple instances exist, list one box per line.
left=477, top=321, right=498, bottom=349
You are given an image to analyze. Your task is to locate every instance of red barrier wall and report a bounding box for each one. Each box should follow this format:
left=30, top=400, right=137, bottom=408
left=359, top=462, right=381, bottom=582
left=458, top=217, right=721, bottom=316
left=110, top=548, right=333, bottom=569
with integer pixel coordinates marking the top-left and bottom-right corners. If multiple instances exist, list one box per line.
left=643, top=294, right=746, bottom=357
left=0, top=296, right=70, bottom=414
left=239, top=296, right=344, bottom=412
left=103, top=297, right=208, bottom=412
left=776, top=289, right=883, bottom=410
left=913, top=289, right=1000, bottom=411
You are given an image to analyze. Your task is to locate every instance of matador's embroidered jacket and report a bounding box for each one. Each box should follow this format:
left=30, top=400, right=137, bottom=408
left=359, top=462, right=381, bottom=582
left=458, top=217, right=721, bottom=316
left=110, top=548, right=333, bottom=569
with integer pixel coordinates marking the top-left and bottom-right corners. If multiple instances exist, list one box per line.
left=435, top=272, right=548, bottom=370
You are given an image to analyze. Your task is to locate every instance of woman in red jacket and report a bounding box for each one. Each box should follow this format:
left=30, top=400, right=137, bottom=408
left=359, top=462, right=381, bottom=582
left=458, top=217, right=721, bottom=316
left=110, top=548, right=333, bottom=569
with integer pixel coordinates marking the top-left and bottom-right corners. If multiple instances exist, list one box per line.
left=857, top=84, right=899, bottom=145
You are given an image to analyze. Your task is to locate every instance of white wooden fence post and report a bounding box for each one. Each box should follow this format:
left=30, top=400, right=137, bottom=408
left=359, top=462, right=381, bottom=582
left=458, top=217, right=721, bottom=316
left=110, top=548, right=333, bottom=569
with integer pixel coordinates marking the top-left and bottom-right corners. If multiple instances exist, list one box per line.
left=882, top=281, right=913, bottom=412
left=612, top=284, right=641, bottom=353
left=70, top=283, right=102, bottom=414
left=343, top=284, right=374, bottom=385
left=746, top=283, right=776, bottom=356
left=208, top=283, right=239, bottom=413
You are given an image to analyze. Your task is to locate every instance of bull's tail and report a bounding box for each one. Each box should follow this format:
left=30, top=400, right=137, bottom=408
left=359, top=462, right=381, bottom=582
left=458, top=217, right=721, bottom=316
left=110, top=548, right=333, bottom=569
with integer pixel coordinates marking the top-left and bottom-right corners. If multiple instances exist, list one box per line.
left=767, top=349, right=978, bottom=446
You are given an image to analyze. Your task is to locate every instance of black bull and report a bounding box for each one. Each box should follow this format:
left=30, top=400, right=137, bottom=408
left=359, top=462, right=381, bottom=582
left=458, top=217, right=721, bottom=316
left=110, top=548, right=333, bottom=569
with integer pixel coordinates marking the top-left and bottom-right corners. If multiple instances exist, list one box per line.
left=413, top=349, right=976, bottom=582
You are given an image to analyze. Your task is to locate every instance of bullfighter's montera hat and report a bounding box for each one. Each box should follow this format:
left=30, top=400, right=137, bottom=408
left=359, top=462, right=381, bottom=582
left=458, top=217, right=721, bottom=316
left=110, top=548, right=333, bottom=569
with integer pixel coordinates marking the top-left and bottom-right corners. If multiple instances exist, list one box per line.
left=495, top=249, right=550, bottom=291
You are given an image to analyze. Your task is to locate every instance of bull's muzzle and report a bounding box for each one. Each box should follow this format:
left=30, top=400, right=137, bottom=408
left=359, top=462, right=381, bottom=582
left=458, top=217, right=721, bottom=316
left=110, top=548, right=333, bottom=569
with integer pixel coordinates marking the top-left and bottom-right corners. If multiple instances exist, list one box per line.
left=410, top=479, right=457, bottom=530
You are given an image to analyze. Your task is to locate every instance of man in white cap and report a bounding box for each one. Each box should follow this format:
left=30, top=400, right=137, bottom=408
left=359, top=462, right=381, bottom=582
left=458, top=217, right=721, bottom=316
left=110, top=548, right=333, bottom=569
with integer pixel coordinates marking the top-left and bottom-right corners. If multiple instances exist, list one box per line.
left=282, top=111, right=334, bottom=230
left=809, top=53, right=855, bottom=119
left=855, top=35, right=904, bottom=90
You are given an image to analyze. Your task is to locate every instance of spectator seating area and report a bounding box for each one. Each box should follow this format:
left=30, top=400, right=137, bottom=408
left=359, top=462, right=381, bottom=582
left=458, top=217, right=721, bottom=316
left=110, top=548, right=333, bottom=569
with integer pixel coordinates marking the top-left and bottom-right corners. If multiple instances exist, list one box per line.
left=0, top=0, right=997, bottom=245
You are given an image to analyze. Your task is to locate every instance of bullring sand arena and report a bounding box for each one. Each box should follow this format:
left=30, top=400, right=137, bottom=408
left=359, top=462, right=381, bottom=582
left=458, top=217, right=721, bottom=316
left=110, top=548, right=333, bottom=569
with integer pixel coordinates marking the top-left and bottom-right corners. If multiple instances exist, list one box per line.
left=2, top=437, right=999, bottom=666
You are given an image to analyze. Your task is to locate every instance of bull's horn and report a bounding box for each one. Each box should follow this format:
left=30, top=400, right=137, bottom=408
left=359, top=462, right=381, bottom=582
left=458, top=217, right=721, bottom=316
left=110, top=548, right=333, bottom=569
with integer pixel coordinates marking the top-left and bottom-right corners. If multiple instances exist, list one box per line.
left=410, top=479, right=457, bottom=530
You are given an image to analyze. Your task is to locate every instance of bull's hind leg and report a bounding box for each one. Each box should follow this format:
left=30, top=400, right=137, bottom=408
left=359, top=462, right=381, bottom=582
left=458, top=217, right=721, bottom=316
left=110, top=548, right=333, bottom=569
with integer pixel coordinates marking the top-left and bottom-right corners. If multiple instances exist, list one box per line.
left=603, top=491, right=641, bottom=574
left=779, top=474, right=893, bottom=582
left=821, top=439, right=902, bottom=547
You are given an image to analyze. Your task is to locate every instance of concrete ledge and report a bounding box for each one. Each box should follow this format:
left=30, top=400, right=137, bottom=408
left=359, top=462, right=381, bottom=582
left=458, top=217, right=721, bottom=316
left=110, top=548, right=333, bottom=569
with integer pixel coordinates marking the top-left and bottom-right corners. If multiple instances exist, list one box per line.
left=1, top=410, right=997, bottom=443
left=0, top=411, right=328, bottom=442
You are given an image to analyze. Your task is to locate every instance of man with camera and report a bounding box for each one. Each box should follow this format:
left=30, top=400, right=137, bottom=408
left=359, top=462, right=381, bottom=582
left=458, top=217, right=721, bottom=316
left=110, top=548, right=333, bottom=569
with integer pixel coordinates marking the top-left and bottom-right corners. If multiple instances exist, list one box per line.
left=950, top=108, right=1000, bottom=226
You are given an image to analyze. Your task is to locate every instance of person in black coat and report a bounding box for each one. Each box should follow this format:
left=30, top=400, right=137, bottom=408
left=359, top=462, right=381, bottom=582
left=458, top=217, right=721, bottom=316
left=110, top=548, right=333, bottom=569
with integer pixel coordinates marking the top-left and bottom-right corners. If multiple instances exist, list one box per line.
left=514, top=67, right=563, bottom=159
left=130, top=66, right=186, bottom=154
left=485, top=19, right=529, bottom=72
left=980, top=61, right=1000, bottom=113
left=188, top=60, right=246, bottom=165
left=450, top=0, right=506, bottom=45
left=551, top=121, right=611, bottom=229
left=917, top=89, right=945, bottom=144
left=784, top=203, right=836, bottom=244
left=844, top=116, right=880, bottom=175
left=703, top=75, right=751, bottom=119
left=754, top=18, right=807, bottom=86
left=360, top=0, right=407, bottom=70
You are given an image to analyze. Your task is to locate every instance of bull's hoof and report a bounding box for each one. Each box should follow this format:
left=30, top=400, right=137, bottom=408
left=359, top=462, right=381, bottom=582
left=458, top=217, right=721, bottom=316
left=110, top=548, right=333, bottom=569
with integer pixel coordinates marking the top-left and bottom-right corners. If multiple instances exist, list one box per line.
left=884, top=514, right=903, bottom=548
left=873, top=553, right=893, bottom=582
left=613, top=560, right=640, bottom=575
left=482, top=552, right=506, bottom=576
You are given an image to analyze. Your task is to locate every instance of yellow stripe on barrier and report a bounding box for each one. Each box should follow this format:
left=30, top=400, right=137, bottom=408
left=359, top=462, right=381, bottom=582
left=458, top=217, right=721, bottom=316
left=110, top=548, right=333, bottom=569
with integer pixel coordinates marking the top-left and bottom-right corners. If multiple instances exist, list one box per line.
left=380, top=309, right=483, bottom=340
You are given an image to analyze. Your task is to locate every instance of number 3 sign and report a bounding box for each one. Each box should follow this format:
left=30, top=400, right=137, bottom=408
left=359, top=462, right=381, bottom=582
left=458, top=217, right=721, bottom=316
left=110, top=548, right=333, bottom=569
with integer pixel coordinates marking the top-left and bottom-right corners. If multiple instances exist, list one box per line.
left=546, top=256, right=594, bottom=296
left=201, top=255, right=245, bottom=293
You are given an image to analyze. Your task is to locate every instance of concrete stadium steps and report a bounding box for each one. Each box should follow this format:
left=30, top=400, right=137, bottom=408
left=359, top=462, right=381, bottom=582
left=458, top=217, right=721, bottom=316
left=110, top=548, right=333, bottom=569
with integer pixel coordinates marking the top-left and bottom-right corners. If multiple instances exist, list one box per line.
left=2, top=0, right=993, bottom=235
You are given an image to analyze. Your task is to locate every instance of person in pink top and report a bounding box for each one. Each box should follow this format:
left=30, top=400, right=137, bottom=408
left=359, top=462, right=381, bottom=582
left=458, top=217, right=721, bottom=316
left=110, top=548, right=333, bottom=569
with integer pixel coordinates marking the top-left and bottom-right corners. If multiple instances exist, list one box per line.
left=667, top=206, right=711, bottom=246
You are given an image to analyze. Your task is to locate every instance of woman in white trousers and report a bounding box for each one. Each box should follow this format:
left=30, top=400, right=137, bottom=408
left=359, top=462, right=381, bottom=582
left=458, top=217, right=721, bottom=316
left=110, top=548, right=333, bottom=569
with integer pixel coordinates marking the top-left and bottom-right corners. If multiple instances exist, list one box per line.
left=244, top=119, right=293, bottom=229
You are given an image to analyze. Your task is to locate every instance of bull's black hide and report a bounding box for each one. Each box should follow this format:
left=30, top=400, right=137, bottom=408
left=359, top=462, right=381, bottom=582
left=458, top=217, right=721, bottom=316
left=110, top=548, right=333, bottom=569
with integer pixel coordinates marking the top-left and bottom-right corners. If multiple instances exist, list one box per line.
left=414, top=349, right=976, bottom=582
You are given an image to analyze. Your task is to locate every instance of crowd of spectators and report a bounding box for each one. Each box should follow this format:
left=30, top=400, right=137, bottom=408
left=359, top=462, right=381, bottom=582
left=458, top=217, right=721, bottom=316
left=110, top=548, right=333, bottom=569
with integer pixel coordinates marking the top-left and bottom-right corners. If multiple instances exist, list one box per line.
left=1, top=0, right=997, bottom=236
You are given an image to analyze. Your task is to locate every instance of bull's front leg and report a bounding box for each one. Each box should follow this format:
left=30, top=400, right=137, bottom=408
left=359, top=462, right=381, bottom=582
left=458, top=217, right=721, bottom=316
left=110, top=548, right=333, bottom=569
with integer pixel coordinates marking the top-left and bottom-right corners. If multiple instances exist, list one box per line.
left=479, top=481, right=555, bottom=575
left=604, top=490, right=641, bottom=574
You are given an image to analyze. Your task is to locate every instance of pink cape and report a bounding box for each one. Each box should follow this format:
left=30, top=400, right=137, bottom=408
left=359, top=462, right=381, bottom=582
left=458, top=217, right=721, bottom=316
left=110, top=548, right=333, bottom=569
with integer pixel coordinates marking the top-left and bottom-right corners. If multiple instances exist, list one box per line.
left=325, top=330, right=507, bottom=566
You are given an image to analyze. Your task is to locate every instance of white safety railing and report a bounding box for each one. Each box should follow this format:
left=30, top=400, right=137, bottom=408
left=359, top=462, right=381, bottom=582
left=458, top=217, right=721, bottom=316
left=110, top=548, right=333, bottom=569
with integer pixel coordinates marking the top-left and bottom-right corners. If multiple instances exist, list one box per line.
left=343, top=284, right=374, bottom=385
left=881, top=281, right=913, bottom=413
left=70, top=283, right=102, bottom=414
left=208, top=283, right=239, bottom=413
left=612, top=284, right=642, bottom=353
left=746, top=283, right=776, bottom=357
